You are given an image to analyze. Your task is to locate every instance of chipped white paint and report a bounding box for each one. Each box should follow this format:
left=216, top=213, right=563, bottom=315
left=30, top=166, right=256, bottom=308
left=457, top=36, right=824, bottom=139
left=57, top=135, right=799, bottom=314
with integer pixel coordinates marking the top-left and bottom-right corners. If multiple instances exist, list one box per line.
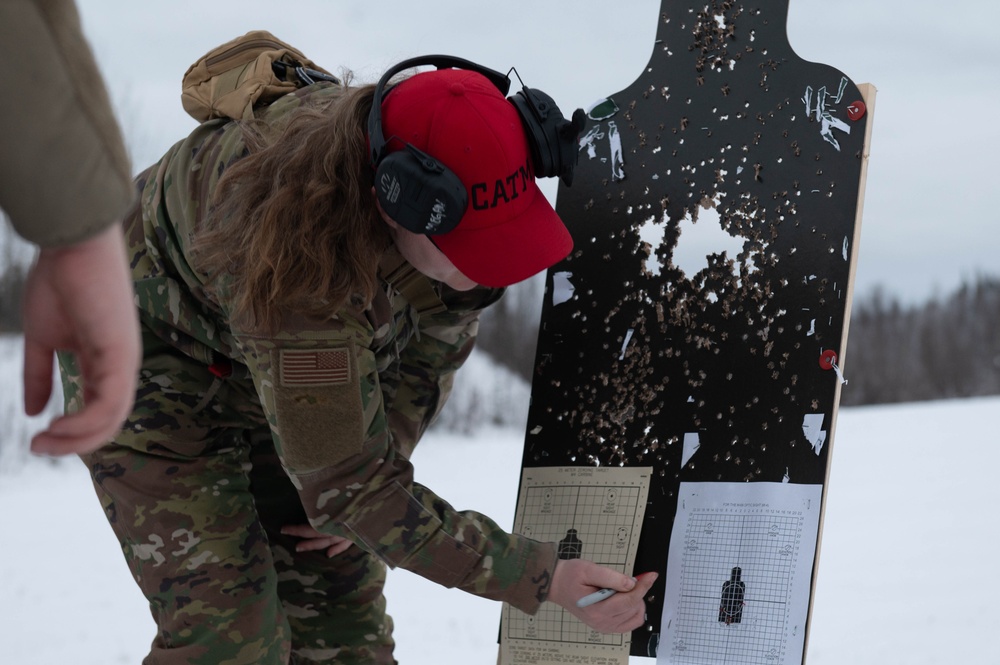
left=802, top=77, right=852, bottom=151
left=551, top=271, right=575, bottom=306
left=607, top=121, right=625, bottom=181
left=802, top=414, right=827, bottom=455
left=579, top=120, right=625, bottom=181
left=579, top=124, right=603, bottom=160
left=620, top=328, right=635, bottom=360
left=682, top=432, right=700, bottom=467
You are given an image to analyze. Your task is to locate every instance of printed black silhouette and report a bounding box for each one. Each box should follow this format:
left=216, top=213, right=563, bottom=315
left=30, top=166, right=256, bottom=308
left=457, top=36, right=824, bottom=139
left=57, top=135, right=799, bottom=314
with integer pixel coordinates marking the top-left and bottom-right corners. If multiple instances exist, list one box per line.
left=558, top=528, right=583, bottom=559
left=719, top=567, right=746, bottom=624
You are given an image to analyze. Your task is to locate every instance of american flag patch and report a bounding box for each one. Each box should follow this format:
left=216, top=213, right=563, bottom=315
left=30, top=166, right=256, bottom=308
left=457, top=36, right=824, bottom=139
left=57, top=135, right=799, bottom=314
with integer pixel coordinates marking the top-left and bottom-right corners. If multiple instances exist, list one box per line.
left=279, top=349, right=351, bottom=387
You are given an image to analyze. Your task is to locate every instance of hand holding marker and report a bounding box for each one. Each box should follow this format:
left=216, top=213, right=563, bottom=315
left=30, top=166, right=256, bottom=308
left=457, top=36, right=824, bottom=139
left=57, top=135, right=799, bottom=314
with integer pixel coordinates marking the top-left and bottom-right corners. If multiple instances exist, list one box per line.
left=576, top=572, right=658, bottom=608
left=577, top=587, right=619, bottom=608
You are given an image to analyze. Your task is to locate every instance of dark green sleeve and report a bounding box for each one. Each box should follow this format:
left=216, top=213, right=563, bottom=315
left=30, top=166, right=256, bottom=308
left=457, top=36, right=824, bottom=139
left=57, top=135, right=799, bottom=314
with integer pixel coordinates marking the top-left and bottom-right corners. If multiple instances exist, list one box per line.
left=0, top=0, right=133, bottom=246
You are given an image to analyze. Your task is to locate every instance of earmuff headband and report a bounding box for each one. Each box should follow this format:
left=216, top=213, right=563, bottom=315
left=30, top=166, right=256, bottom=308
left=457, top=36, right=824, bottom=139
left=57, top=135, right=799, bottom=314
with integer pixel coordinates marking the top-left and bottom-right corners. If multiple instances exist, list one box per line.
left=368, top=55, right=511, bottom=167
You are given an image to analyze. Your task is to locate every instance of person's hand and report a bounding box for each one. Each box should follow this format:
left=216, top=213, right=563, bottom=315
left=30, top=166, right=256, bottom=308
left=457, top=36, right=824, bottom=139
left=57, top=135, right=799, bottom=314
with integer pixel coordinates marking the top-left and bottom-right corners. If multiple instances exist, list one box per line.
left=547, top=559, right=657, bottom=634
left=23, top=224, right=140, bottom=456
left=281, top=524, right=354, bottom=557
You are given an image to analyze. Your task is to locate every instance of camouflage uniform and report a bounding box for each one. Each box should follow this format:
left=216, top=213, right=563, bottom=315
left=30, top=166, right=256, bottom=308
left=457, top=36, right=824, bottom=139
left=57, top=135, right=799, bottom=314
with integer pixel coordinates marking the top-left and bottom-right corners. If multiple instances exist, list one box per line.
left=60, top=82, right=558, bottom=664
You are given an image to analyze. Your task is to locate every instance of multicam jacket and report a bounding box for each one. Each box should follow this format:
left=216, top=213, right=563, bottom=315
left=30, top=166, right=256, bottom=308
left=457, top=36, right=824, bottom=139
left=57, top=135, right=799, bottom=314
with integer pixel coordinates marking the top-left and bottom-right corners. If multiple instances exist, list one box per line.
left=125, top=82, right=557, bottom=613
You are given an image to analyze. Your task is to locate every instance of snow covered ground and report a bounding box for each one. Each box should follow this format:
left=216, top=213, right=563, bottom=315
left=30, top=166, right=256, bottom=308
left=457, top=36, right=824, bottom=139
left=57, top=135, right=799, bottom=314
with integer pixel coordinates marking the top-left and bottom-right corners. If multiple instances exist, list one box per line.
left=1, top=333, right=995, bottom=664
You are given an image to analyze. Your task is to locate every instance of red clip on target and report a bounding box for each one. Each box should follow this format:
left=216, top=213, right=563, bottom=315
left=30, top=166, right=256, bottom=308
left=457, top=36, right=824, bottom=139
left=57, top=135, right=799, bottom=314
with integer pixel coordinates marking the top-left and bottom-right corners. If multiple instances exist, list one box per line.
left=818, top=349, right=838, bottom=371
left=847, top=100, right=866, bottom=121
left=819, top=349, right=848, bottom=385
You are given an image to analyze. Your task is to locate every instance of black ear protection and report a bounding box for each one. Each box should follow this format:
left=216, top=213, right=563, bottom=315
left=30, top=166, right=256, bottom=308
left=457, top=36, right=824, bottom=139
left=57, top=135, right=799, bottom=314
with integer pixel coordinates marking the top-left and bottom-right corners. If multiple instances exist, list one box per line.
left=368, top=55, right=585, bottom=236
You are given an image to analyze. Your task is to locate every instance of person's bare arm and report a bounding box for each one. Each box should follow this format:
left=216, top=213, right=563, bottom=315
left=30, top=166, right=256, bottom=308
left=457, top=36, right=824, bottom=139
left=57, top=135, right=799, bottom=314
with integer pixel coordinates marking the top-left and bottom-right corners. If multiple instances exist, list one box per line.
left=24, top=224, right=140, bottom=455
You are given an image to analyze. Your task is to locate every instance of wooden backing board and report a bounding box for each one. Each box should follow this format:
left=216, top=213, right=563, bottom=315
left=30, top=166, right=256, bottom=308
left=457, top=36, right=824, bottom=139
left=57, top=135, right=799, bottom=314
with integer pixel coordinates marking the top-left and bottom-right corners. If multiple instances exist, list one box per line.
left=805, top=79, right=875, bottom=662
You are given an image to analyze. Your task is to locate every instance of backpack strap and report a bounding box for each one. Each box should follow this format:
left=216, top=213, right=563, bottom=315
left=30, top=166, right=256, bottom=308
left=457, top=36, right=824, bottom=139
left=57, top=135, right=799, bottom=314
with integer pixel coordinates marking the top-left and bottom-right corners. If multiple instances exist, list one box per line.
left=379, top=249, right=448, bottom=317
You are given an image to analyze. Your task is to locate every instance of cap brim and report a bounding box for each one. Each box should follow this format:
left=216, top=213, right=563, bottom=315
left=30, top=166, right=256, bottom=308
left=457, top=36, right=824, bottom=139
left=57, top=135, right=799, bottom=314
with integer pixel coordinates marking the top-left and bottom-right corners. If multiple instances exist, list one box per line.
left=433, top=183, right=573, bottom=288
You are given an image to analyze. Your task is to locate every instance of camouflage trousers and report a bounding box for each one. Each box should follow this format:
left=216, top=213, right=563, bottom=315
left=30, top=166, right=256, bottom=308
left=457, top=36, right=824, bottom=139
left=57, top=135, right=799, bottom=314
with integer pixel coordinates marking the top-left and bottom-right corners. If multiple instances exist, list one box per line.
left=61, top=329, right=396, bottom=665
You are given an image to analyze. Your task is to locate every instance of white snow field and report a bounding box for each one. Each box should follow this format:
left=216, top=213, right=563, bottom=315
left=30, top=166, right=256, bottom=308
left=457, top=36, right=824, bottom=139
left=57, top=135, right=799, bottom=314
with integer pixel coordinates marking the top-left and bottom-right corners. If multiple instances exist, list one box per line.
left=1, top=335, right=994, bottom=664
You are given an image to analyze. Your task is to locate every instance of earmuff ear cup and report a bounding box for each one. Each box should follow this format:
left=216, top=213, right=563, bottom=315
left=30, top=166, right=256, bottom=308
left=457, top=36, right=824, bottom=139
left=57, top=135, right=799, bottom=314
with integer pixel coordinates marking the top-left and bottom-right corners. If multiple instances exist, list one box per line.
left=368, top=57, right=493, bottom=236
left=510, top=89, right=556, bottom=178
left=510, top=87, right=582, bottom=186
left=374, top=144, right=467, bottom=235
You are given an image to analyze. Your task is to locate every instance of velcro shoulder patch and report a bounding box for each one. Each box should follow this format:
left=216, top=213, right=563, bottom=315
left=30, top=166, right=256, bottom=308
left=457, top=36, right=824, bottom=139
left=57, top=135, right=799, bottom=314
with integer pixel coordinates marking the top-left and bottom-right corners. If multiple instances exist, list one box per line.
left=272, top=344, right=366, bottom=472
left=279, top=348, right=351, bottom=387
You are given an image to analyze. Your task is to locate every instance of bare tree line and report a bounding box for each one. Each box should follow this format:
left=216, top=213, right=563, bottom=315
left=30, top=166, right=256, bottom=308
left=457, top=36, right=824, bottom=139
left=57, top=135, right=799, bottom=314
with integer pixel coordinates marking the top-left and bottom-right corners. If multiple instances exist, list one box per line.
left=839, top=276, right=1000, bottom=406
left=4, top=213, right=998, bottom=408
left=476, top=274, right=1000, bottom=408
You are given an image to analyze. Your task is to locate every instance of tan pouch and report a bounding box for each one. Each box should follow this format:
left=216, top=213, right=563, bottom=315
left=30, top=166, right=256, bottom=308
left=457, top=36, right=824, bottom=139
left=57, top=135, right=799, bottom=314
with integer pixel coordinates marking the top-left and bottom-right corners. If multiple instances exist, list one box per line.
left=180, top=29, right=339, bottom=122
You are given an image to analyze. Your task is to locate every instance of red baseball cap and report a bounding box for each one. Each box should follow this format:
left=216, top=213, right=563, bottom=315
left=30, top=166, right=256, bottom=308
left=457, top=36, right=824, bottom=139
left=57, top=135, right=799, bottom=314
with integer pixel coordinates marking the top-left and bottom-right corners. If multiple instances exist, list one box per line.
left=380, top=68, right=573, bottom=288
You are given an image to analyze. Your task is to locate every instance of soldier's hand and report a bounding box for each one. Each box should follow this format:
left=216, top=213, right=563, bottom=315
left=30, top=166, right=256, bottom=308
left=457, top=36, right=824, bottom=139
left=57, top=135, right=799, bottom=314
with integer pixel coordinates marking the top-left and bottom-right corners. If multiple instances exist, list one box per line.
left=24, top=225, right=140, bottom=456
left=281, top=524, right=354, bottom=557
left=547, top=559, right=657, bottom=634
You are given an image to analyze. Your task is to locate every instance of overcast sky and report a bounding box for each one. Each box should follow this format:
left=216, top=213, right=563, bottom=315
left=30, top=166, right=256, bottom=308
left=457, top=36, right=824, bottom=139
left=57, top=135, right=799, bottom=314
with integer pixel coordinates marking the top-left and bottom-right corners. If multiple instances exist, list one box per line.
left=73, top=0, right=1000, bottom=305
